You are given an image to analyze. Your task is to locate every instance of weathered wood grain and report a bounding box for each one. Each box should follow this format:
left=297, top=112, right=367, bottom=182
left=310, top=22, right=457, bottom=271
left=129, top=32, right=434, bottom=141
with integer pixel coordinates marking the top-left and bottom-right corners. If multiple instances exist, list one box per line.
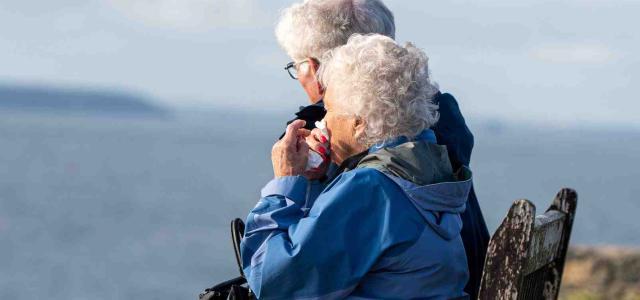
left=524, top=211, right=565, bottom=274
left=546, top=188, right=578, bottom=298
left=478, top=188, right=578, bottom=300
left=479, top=199, right=535, bottom=299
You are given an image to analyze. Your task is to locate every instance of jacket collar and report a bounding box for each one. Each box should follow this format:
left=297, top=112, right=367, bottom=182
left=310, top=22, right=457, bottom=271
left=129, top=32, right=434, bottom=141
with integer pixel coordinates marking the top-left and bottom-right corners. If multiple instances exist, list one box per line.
left=369, top=129, right=438, bottom=153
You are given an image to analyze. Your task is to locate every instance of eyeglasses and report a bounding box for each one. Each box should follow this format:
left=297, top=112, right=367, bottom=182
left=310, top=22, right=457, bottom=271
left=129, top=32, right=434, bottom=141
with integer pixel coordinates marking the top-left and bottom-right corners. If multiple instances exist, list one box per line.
left=284, top=58, right=318, bottom=80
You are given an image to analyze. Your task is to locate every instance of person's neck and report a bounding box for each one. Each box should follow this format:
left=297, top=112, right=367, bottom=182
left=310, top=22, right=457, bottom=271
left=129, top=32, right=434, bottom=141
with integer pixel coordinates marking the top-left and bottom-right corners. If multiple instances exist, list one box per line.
left=309, top=96, right=323, bottom=105
left=308, top=98, right=324, bottom=106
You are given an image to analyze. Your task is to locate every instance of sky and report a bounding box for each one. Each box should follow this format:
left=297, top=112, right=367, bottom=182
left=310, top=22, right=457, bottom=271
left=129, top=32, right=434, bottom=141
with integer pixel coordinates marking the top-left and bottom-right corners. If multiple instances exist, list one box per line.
left=0, top=0, right=638, bottom=128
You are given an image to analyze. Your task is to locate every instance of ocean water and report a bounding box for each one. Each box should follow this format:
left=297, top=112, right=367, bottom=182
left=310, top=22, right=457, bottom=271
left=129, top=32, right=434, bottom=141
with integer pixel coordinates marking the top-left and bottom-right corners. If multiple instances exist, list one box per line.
left=0, top=110, right=638, bottom=299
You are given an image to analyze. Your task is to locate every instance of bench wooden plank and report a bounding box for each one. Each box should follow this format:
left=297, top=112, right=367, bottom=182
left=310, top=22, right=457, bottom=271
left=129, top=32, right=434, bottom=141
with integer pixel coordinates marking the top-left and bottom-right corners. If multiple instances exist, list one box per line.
left=524, top=211, right=565, bottom=274
left=478, top=188, right=578, bottom=300
left=479, top=199, right=535, bottom=299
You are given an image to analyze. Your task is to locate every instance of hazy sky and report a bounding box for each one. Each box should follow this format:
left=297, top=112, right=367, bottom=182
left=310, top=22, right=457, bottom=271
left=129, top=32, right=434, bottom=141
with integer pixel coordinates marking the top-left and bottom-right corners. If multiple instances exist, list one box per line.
left=0, top=0, right=638, bottom=127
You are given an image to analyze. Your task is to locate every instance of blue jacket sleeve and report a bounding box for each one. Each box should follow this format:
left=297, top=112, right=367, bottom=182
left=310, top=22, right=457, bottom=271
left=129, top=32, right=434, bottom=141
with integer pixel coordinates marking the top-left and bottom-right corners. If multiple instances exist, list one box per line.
left=240, top=171, right=389, bottom=299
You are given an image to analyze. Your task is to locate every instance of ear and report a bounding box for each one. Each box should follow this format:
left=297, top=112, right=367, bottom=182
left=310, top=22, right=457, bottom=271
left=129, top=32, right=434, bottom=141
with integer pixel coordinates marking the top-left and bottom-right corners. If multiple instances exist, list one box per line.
left=307, top=57, right=320, bottom=73
left=307, top=58, right=325, bottom=96
left=353, top=117, right=367, bottom=143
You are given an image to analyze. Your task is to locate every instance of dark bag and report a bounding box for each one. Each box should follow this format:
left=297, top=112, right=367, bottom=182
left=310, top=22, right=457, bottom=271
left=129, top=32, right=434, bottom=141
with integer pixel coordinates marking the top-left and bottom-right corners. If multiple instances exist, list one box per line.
left=199, top=219, right=255, bottom=300
left=199, top=276, right=251, bottom=300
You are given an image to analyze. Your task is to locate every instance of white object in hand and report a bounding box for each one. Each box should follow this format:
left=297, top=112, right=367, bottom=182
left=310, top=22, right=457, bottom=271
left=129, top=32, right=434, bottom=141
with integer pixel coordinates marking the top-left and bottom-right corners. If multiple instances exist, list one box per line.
left=314, top=120, right=329, bottom=141
left=305, top=119, right=329, bottom=171
left=306, top=150, right=324, bottom=170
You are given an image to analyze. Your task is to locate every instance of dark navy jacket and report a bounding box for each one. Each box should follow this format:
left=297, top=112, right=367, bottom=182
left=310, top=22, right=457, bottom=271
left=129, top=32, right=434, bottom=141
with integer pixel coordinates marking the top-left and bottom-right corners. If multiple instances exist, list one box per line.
left=282, top=92, right=490, bottom=298
left=432, top=92, right=489, bottom=299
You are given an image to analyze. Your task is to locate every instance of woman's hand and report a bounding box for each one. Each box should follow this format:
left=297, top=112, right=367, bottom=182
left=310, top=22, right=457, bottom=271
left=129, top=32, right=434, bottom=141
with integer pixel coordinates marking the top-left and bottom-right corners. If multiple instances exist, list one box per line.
left=306, top=128, right=330, bottom=158
left=272, top=120, right=310, bottom=178
left=303, top=128, right=330, bottom=180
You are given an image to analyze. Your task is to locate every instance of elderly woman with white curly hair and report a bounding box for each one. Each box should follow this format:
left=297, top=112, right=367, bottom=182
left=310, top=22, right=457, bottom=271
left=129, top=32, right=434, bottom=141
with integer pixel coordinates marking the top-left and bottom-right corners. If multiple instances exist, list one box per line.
left=241, top=34, right=472, bottom=299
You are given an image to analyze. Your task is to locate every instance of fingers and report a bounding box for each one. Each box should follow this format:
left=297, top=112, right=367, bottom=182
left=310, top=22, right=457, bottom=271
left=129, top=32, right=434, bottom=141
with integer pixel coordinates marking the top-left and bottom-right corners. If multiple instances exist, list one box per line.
left=281, top=120, right=306, bottom=152
left=311, top=128, right=329, bottom=143
left=297, top=128, right=311, bottom=138
left=307, top=128, right=329, bottom=157
left=283, top=120, right=306, bottom=144
left=306, top=138, right=328, bottom=158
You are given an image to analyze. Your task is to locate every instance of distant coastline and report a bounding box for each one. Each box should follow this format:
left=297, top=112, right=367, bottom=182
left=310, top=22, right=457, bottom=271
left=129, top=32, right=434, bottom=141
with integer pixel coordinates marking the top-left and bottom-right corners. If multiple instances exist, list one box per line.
left=0, top=84, right=167, bottom=116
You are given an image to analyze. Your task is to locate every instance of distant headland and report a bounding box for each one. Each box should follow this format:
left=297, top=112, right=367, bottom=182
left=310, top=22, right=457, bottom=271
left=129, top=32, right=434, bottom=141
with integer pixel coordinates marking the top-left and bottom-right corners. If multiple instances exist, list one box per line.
left=0, top=84, right=167, bottom=116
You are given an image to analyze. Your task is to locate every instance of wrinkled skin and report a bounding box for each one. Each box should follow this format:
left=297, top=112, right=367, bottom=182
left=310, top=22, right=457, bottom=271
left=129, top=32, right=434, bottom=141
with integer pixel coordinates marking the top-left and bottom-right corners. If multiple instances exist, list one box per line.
left=271, top=86, right=368, bottom=178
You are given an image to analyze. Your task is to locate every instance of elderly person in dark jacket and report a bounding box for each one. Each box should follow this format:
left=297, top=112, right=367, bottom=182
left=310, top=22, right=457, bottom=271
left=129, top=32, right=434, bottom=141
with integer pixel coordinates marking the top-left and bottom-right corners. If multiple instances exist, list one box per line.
left=273, top=0, right=490, bottom=298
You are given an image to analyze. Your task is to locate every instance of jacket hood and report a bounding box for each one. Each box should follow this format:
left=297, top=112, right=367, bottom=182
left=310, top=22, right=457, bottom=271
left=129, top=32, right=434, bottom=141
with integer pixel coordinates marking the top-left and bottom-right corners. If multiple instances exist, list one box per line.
left=358, top=140, right=472, bottom=240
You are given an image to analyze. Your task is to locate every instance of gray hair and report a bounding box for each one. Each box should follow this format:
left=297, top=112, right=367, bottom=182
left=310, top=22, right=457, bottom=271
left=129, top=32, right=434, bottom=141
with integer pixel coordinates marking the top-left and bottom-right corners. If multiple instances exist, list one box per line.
left=319, top=34, right=440, bottom=146
left=275, top=0, right=395, bottom=62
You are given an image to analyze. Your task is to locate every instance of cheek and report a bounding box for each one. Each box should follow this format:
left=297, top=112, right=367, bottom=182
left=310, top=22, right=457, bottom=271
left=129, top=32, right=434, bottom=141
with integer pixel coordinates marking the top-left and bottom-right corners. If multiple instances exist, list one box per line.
left=298, top=68, right=315, bottom=88
left=325, top=117, right=338, bottom=142
left=325, top=119, right=338, bottom=143
left=326, top=118, right=350, bottom=148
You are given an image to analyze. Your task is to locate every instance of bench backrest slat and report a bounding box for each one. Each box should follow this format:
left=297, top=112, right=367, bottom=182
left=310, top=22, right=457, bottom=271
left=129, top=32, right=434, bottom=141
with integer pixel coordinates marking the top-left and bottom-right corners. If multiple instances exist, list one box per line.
left=478, top=188, right=577, bottom=300
left=524, top=211, right=565, bottom=275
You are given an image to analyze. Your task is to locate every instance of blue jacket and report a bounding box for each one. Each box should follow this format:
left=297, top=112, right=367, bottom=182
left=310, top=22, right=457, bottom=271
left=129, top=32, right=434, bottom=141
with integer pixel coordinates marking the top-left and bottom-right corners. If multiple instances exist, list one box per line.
left=241, top=135, right=472, bottom=299
left=282, top=93, right=490, bottom=299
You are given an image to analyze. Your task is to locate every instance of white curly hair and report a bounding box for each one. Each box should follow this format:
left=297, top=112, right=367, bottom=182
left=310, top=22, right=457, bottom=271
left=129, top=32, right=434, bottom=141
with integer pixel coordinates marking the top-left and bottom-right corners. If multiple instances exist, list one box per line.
left=319, top=34, right=440, bottom=146
left=275, top=0, right=395, bottom=62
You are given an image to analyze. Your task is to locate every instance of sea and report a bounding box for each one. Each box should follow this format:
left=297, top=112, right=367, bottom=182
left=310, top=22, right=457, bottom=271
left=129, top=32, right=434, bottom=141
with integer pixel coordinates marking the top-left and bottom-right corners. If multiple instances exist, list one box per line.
left=0, top=109, right=639, bottom=299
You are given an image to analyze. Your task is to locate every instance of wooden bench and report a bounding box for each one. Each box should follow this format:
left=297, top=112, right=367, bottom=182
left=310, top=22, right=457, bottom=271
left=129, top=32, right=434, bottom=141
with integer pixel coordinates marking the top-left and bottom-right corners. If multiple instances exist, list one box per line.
left=478, top=188, right=578, bottom=300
